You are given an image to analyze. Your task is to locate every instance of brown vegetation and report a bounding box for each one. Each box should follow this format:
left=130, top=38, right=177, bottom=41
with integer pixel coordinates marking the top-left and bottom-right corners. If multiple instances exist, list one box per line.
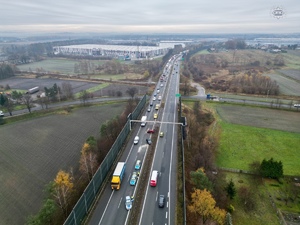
left=183, top=101, right=230, bottom=224
left=182, top=50, right=286, bottom=96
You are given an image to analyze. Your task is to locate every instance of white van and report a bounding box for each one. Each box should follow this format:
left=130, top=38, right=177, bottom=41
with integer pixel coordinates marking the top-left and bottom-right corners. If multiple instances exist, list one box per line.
left=158, top=96, right=162, bottom=101
left=134, top=136, right=139, bottom=145
left=150, top=170, right=158, bottom=187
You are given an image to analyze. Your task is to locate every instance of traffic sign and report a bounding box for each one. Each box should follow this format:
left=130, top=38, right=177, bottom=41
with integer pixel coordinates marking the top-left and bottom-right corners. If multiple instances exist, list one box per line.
left=176, top=93, right=181, bottom=97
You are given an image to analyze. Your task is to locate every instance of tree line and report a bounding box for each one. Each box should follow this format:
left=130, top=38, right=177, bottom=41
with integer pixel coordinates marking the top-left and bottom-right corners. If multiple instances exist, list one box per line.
left=0, top=82, right=75, bottom=118
left=0, top=63, right=17, bottom=80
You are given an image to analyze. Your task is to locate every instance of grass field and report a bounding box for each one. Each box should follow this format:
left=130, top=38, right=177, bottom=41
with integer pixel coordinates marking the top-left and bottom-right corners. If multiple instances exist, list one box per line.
left=17, top=58, right=80, bottom=74
left=0, top=103, right=125, bottom=225
left=216, top=105, right=300, bottom=133
left=0, top=77, right=100, bottom=93
left=225, top=172, right=281, bottom=225
left=215, top=105, right=300, bottom=176
left=282, top=52, right=300, bottom=70
left=89, top=73, right=144, bottom=80
left=265, top=72, right=300, bottom=96
left=278, top=69, right=300, bottom=82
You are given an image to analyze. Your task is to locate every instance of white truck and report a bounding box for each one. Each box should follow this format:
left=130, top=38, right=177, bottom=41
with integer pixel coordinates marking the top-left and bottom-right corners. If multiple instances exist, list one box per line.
left=141, top=116, right=147, bottom=127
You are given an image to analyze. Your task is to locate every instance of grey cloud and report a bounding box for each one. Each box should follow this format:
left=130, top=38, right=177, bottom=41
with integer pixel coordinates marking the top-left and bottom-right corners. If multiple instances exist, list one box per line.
left=0, top=0, right=299, bottom=33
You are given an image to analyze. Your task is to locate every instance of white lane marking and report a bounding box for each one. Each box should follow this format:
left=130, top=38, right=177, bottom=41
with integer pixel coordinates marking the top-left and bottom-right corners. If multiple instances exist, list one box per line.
left=118, top=197, right=122, bottom=209
left=167, top=60, right=180, bottom=225
left=166, top=212, right=168, bottom=219
left=124, top=208, right=130, bottom=225
left=138, top=59, right=180, bottom=225
left=167, top=201, right=169, bottom=208
left=98, top=190, right=115, bottom=225
left=125, top=126, right=141, bottom=163
left=156, top=191, right=158, bottom=201
left=127, top=173, right=131, bottom=182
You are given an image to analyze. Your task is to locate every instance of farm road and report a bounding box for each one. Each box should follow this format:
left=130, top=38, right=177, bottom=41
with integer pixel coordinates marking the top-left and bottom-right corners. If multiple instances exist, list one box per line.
left=4, top=96, right=131, bottom=117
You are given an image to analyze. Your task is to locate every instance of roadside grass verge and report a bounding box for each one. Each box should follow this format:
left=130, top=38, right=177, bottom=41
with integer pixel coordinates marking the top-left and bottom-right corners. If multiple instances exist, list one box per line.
left=216, top=121, right=300, bottom=176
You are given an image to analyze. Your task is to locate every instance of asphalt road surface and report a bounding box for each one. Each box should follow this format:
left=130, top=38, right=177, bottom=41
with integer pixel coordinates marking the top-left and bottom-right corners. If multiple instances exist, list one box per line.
left=88, top=55, right=181, bottom=225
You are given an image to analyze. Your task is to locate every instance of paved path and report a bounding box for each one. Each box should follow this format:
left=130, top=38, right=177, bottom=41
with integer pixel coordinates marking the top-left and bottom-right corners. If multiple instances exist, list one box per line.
left=191, top=82, right=206, bottom=97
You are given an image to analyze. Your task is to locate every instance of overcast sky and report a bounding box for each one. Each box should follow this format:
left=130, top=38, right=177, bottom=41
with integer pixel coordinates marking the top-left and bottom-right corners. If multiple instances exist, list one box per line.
left=1, top=0, right=299, bottom=34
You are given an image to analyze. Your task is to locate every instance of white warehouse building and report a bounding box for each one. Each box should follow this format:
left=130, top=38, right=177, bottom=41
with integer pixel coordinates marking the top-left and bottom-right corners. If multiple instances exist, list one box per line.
left=53, top=44, right=171, bottom=59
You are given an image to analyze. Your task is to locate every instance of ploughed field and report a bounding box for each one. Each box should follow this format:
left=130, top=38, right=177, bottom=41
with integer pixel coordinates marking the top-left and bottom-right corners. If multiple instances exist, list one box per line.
left=0, top=103, right=125, bottom=225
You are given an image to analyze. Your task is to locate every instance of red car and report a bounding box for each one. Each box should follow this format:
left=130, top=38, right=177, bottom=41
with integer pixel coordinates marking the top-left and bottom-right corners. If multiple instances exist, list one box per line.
left=147, top=129, right=155, bottom=134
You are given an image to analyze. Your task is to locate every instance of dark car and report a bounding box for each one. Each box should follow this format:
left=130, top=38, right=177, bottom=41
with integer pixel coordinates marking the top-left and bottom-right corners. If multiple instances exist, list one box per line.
left=158, top=195, right=165, bottom=208
left=146, top=138, right=152, bottom=145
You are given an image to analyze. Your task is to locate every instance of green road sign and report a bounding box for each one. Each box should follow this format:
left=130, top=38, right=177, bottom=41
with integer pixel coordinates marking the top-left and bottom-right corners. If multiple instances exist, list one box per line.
left=176, top=93, right=181, bottom=97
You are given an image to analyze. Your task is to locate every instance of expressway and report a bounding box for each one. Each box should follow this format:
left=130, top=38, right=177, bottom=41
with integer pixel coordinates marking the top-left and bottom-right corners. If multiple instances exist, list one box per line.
left=138, top=57, right=180, bottom=225
left=88, top=55, right=181, bottom=225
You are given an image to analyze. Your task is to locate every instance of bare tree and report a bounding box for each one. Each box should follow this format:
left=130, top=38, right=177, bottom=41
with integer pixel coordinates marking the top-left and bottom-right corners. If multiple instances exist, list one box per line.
left=79, top=143, right=98, bottom=181
left=238, top=186, right=256, bottom=211
left=126, top=87, right=138, bottom=99
left=38, top=96, right=50, bottom=109
left=61, top=82, right=74, bottom=100
left=4, top=97, right=14, bottom=116
left=22, top=94, right=33, bottom=113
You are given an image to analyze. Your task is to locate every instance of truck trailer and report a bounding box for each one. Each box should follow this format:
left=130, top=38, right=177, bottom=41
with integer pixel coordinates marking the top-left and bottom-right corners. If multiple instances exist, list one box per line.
left=141, top=116, right=147, bottom=127
left=111, top=162, right=126, bottom=190
left=26, top=86, right=40, bottom=94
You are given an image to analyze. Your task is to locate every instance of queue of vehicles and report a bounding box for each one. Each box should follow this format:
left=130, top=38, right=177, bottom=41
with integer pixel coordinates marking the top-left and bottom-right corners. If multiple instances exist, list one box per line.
left=112, top=58, right=173, bottom=212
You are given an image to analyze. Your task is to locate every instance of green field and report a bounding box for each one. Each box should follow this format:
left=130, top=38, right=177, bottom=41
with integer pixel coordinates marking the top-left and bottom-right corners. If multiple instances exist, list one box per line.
left=265, top=72, right=300, bottom=96
left=283, top=52, right=300, bottom=70
left=17, top=58, right=80, bottom=74
left=217, top=122, right=300, bottom=175
left=0, top=103, right=125, bottom=225
left=89, top=73, right=144, bottom=80
left=225, top=172, right=280, bottom=225
left=17, top=58, right=108, bottom=74
left=215, top=105, right=300, bottom=176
